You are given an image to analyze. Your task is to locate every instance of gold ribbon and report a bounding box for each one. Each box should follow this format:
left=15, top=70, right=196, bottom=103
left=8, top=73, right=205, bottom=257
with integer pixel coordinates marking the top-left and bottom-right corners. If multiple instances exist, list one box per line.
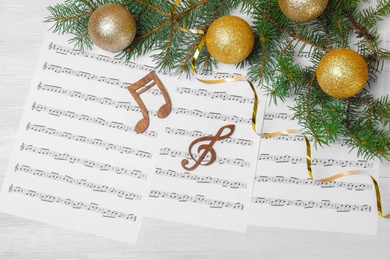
left=176, top=24, right=264, bottom=133
left=172, top=1, right=389, bottom=219
left=170, top=1, right=264, bottom=133
left=261, top=129, right=299, bottom=138
left=303, top=136, right=389, bottom=218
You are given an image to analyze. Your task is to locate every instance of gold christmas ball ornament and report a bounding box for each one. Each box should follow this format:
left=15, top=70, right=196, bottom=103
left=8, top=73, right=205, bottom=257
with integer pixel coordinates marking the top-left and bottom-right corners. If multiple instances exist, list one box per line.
left=206, top=16, right=254, bottom=64
left=88, top=4, right=136, bottom=52
left=316, top=48, right=368, bottom=99
left=278, top=0, right=329, bottom=22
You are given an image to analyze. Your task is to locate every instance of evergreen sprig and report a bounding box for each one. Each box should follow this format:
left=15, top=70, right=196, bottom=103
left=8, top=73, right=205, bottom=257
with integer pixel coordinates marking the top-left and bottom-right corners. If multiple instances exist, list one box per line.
left=46, top=0, right=390, bottom=161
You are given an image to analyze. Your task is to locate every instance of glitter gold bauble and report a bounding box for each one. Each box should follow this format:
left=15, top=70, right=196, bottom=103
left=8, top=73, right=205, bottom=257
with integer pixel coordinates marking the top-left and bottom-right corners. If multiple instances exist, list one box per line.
left=206, top=16, right=254, bottom=64
left=88, top=4, right=136, bottom=52
left=316, top=48, right=368, bottom=98
left=278, top=0, right=329, bottom=22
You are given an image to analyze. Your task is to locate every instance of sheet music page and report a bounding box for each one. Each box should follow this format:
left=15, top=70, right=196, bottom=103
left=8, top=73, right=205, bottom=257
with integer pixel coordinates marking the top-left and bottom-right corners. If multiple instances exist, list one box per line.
left=248, top=41, right=385, bottom=235
left=0, top=28, right=264, bottom=240
left=145, top=70, right=263, bottom=232
left=0, top=32, right=164, bottom=244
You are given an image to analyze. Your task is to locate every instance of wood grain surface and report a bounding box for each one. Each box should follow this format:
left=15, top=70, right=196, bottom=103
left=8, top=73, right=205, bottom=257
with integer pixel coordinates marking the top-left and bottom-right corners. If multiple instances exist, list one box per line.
left=1, top=1, right=390, bottom=259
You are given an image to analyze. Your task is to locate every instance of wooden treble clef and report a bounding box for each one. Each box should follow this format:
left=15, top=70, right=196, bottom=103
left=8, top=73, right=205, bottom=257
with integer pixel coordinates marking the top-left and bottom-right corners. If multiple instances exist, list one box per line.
left=181, top=124, right=235, bottom=171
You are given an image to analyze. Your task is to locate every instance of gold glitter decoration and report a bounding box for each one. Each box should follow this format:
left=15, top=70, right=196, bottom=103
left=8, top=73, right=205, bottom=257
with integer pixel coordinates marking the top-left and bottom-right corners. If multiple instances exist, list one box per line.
left=205, top=16, right=254, bottom=64
left=278, top=0, right=329, bottom=22
left=316, top=48, right=368, bottom=98
left=88, top=4, right=136, bottom=52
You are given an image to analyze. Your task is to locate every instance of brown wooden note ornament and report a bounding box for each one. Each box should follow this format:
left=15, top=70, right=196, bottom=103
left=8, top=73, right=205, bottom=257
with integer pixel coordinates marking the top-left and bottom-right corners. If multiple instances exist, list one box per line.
left=182, top=124, right=235, bottom=171
left=127, top=71, right=172, bottom=133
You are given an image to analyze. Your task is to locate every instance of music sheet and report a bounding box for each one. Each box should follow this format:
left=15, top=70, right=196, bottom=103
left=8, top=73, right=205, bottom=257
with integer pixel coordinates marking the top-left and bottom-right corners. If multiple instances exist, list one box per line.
left=0, top=32, right=162, bottom=244
left=145, top=72, right=262, bottom=232
left=0, top=26, right=386, bottom=242
left=248, top=43, right=384, bottom=235
left=0, top=30, right=263, bottom=241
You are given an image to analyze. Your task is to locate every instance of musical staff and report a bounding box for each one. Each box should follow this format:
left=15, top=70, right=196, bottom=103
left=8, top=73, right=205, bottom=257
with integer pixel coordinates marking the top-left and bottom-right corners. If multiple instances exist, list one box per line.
left=160, top=147, right=250, bottom=168
left=263, top=112, right=294, bottom=120
left=31, top=102, right=157, bottom=137
left=252, top=197, right=371, bottom=213
left=37, top=83, right=250, bottom=129
left=165, top=127, right=253, bottom=146
left=48, top=42, right=155, bottom=73
left=26, top=123, right=152, bottom=159
left=149, top=190, right=244, bottom=210
left=262, top=133, right=350, bottom=146
left=20, top=143, right=147, bottom=179
left=37, top=82, right=143, bottom=113
left=37, top=83, right=252, bottom=132
left=254, top=175, right=372, bottom=191
left=14, top=164, right=142, bottom=200
left=214, top=72, right=244, bottom=79
left=155, top=168, right=247, bottom=189
left=43, top=62, right=128, bottom=88
left=171, top=107, right=251, bottom=124
left=8, top=185, right=137, bottom=221
left=258, top=153, right=373, bottom=168
left=42, top=62, right=162, bottom=95
left=176, top=87, right=254, bottom=104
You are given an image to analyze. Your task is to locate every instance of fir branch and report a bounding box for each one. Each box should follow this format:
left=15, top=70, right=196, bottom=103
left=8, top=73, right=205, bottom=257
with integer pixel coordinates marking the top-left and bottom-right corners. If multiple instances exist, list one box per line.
left=305, top=74, right=321, bottom=143
left=44, top=0, right=390, bottom=161
left=162, top=25, right=177, bottom=67
left=317, top=17, right=332, bottom=48
left=133, top=0, right=170, bottom=16
left=132, top=19, right=171, bottom=44
left=244, top=0, right=325, bottom=51
left=82, top=0, right=96, bottom=10
left=357, top=93, right=390, bottom=125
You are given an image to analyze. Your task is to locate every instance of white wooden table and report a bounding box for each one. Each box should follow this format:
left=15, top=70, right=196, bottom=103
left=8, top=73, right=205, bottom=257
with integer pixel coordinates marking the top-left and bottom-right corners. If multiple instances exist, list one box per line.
left=1, top=1, right=390, bottom=259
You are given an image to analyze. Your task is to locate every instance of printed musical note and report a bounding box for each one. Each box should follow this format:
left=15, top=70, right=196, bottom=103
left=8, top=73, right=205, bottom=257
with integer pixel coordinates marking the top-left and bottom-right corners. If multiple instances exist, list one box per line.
left=127, top=71, right=172, bottom=133
left=48, top=42, right=158, bottom=73
left=43, top=62, right=133, bottom=89
left=263, top=112, right=294, bottom=121
left=20, top=143, right=147, bottom=179
left=254, top=175, right=372, bottom=191
left=155, top=168, right=247, bottom=189
left=258, top=153, right=373, bottom=168
left=8, top=185, right=137, bottom=221
left=252, top=196, right=371, bottom=213
left=181, top=125, right=235, bottom=171
left=31, top=102, right=157, bottom=137
left=26, top=123, right=152, bottom=158
left=14, top=164, right=143, bottom=200
left=176, top=87, right=254, bottom=104
left=149, top=190, right=244, bottom=210
left=171, top=107, right=251, bottom=123
left=165, top=127, right=253, bottom=146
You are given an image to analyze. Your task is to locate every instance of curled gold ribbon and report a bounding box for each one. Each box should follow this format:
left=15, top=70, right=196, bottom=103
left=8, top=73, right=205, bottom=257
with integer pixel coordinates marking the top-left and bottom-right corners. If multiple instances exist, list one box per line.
left=172, top=0, right=389, bottom=219
left=178, top=21, right=291, bottom=137
left=171, top=0, right=264, bottom=134
left=176, top=23, right=262, bottom=134
left=261, top=129, right=299, bottom=138
left=303, top=135, right=389, bottom=218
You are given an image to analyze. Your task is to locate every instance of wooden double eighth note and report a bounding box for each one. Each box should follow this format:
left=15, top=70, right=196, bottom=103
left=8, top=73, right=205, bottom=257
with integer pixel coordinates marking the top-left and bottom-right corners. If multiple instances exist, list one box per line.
left=128, top=71, right=172, bottom=133
left=182, top=125, right=235, bottom=171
